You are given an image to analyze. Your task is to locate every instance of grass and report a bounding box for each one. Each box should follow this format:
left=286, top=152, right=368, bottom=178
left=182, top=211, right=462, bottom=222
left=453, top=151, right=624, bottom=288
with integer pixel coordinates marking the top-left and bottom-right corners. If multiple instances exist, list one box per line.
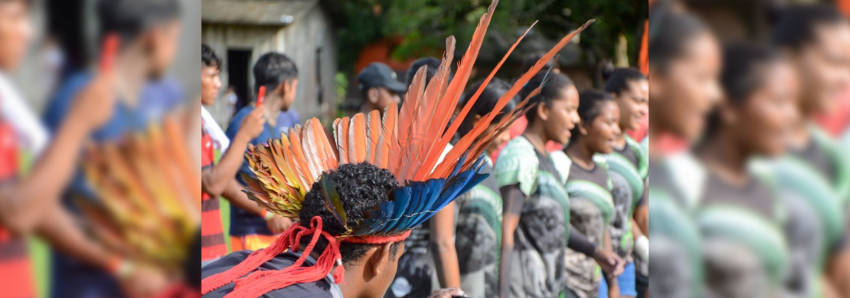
left=19, top=153, right=49, bottom=298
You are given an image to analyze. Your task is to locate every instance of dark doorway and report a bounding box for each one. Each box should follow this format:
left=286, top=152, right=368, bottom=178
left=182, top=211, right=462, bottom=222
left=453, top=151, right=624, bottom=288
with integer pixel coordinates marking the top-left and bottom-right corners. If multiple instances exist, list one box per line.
left=227, top=49, right=252, bottom=116
left=47, top=0, right=86, bottom=78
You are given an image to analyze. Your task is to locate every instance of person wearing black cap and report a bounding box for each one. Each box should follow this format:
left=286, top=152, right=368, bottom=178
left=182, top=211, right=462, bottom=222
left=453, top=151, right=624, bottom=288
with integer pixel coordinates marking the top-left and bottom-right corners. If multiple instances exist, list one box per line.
left=357, top=62, right=407, bottom=114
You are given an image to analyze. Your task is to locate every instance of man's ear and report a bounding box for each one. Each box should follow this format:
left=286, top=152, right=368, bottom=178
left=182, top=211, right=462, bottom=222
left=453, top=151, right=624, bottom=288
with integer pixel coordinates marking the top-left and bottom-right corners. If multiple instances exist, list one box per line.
left=368, top=88, right=379, bottom=104
left=368, top=242, right=393, bottom=277
left=273, top=83, right=287, bottom=98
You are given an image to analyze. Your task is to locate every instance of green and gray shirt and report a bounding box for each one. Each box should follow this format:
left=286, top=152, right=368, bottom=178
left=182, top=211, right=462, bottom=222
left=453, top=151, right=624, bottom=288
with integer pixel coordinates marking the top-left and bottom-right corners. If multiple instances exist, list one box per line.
left=455, top=156, right=502, bottom=298
left=495, top=136, right=571, bottom=298
left=564, top=156, right=614, bottom=298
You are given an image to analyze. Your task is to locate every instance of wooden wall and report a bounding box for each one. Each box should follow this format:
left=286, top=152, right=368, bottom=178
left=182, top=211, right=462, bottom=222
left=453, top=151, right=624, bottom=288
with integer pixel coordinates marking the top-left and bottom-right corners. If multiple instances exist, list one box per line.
left=202, top=4, right=338, bottom=127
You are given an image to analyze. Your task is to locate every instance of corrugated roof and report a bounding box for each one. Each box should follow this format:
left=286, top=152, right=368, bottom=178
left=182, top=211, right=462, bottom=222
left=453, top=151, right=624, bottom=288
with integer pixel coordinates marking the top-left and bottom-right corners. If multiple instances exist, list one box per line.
left=201, top=0, right=318, bottom=26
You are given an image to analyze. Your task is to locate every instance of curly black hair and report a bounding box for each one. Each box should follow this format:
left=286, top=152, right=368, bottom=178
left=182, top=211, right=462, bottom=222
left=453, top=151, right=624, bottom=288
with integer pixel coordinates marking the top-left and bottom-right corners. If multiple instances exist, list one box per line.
left=298, top=163, right=402, bottom=264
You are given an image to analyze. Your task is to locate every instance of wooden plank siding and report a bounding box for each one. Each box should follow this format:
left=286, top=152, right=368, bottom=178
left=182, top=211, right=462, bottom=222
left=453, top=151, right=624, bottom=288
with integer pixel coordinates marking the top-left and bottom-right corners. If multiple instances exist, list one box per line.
left=202, top=1, right=337, bottom=128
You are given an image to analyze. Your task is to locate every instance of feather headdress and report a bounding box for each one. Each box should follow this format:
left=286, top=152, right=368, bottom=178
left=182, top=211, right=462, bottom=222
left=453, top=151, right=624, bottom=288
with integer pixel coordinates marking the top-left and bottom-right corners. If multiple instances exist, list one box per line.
left=201, top=1, right=592, bottom=295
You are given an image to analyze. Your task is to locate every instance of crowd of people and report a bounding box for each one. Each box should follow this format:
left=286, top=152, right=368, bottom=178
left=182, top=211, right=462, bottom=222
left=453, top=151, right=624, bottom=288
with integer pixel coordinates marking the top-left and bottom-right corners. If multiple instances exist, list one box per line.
left=198, top=1, right=649, bottom=297
left=7, top=0, right=850, bottom=297
left=649, top=1, right=850, bottom=298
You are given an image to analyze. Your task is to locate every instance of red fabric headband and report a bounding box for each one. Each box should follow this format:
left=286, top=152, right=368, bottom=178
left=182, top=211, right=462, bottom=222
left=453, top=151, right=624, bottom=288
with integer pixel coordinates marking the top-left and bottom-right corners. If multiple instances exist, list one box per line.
left=200, top=216, right=411, bottom=298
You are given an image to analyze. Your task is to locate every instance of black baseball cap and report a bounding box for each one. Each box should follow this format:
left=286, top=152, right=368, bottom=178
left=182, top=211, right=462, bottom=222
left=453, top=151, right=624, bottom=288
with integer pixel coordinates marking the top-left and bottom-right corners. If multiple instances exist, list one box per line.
left=357, top=62, right=407, bottom=93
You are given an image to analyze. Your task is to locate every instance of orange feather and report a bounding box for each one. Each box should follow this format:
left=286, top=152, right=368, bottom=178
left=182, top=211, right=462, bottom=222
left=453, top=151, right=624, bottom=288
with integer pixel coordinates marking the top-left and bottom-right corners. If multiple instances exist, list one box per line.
left=287, top=126, right=315, bottom=185
left=366, top=110, right=381, bottom=163
left=301, top=120, right=325, bottom=180
left=374, top=103, right=397, bottom=169
left=349, top=113, right=367, bottom=164
left=337, top=117, right=350, bottom=165
left=279, top=136, right=311, bottom=193
left=414, top=6, right=531, bottom=181
left=312, top=118, right=338, bottom=170
left=390, top=67, right=427, bottom=175
left=332, top=119, right=341, bottom=162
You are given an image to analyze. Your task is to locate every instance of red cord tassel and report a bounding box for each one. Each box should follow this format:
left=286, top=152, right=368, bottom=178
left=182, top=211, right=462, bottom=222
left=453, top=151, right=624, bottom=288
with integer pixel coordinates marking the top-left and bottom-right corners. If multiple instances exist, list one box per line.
left=200, top=216, right=411, bottom=297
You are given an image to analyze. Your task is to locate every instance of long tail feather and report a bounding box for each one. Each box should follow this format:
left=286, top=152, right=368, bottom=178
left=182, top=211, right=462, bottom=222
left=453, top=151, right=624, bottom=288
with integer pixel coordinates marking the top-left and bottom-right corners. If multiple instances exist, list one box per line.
left=432, top=19, right=594, bottom=179
left=415, top=20, right=537, bottom=181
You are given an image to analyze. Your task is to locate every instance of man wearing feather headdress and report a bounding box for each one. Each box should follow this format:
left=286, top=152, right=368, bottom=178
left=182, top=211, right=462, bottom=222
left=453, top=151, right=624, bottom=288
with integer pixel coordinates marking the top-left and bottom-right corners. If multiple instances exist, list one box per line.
left=203, top=162, right=469, bottom=298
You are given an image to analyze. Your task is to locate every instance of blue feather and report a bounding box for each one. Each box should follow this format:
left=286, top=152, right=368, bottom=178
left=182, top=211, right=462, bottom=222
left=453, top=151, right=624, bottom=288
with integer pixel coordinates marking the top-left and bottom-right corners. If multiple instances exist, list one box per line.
left=354, top=201, right=392, bottom=236
left=396, top=179, right=445, bottom=230
left=383, top=181, right=420, bottom=232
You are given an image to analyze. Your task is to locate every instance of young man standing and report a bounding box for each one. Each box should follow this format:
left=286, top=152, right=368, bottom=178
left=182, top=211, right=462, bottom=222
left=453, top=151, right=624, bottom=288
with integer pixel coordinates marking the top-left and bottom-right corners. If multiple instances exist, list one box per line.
left=357, top=62, right=406, bottom=114
left=224, top=52, right=297, bottom=251
left=200, top=44, right=283, bottom=265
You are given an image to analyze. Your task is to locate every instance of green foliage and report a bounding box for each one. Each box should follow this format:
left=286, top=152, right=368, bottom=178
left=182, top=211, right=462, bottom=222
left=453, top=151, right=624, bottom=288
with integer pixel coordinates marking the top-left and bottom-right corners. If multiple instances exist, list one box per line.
left=326, top=0, right=645, bottom=73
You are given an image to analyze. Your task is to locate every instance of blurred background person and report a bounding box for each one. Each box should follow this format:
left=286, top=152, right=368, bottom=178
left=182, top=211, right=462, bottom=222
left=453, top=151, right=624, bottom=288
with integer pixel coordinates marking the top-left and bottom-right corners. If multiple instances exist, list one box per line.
left=225, top=85, right=236, bottom=119
left=768, top=4, right=850, bottom=297
left=224, top=52, right=296, bottom=252
left=275, top=109, right=300, bottom=134
left=646, top=8, right=722, bottom=202
left=41, top=0, right=194, bottom=297
left=771, top=3, right=850, bottom=211
left=646, top=6, right=722, bottom=298
left=357, top=62, right=405, bottom=115
left=687, top=43, right=797, bottom=298
left=1, top=0, right=199, bottom=297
